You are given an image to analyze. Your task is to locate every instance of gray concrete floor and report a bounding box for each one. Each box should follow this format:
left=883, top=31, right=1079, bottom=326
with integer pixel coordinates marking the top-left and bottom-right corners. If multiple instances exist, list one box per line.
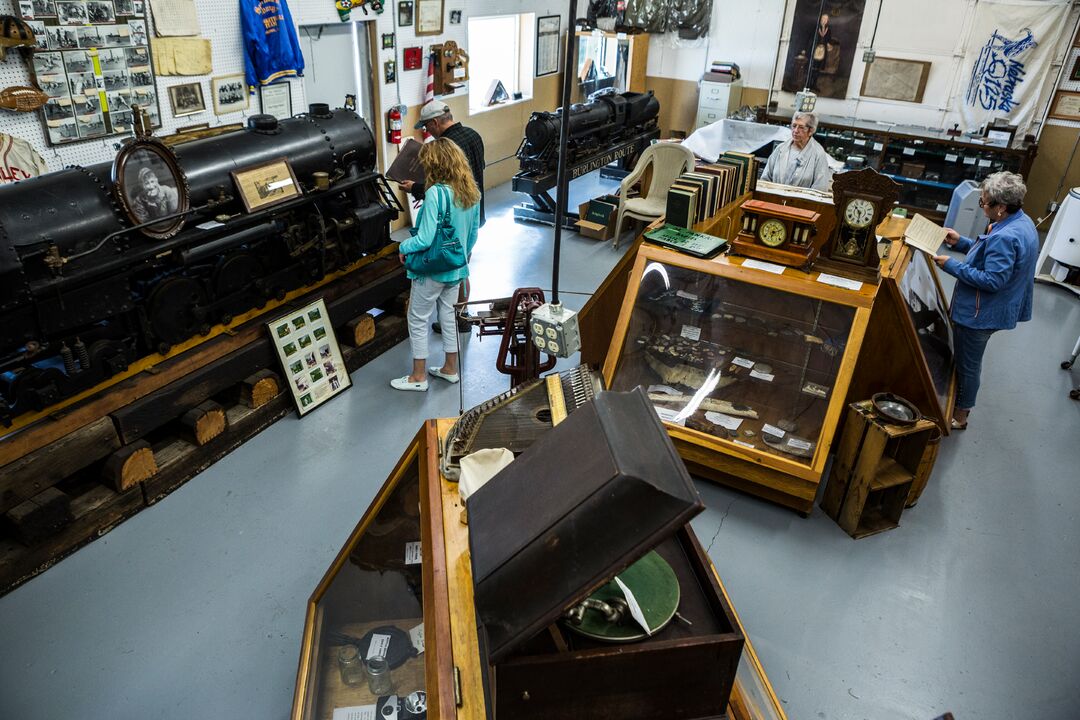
left=1, top=176, right=1078, bottom=720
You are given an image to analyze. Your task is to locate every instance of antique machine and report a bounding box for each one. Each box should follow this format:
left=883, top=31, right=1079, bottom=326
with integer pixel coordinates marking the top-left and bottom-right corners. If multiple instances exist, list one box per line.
left=0, top=104, right=401, bottom=425
left=513, top=90, right=660, bottom=227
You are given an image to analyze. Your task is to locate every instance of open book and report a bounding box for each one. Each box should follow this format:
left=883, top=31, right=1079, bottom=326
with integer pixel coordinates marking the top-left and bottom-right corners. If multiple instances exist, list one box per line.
left=902, top=213, right=949, bottom=256
left=385, top=137, right=426, bottom=186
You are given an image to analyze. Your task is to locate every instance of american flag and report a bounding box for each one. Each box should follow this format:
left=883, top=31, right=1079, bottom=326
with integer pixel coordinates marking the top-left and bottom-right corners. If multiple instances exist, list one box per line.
left=422, top=51, right=435, bottom=140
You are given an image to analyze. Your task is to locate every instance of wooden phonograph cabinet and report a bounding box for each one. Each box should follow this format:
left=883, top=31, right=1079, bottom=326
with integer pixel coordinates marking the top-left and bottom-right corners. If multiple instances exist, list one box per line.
left=291, top=400, right=790, bottom=719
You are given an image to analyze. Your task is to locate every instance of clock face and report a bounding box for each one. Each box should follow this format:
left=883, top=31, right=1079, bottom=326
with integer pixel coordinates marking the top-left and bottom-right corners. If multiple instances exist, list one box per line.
left=844, top=198, right=876, bottom=229
left=758, top=218, right=787, bottom=247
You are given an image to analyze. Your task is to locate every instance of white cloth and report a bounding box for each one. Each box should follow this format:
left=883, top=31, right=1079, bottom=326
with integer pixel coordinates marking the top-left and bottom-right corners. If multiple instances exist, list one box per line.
left=760, top=136, right=833, bottom=191
left=407, top=276, right=459, bottom=360
left=458, top=448, right=515, bottom=501
left=955, top=0, right=1070, bottom=139
left=682, top=119, right=789, bottom=162
left=0, top=133, right=49, bottom=185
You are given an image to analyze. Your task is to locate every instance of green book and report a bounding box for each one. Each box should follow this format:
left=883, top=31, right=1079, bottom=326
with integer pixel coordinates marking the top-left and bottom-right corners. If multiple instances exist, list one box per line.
left=644, top=224, right=728, bottom=258
left=665, top=187, right=697, bottom=229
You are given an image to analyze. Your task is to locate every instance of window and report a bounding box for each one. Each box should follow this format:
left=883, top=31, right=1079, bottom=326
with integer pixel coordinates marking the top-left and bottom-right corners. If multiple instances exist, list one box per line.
left=467, top=13, right=535, bottom=112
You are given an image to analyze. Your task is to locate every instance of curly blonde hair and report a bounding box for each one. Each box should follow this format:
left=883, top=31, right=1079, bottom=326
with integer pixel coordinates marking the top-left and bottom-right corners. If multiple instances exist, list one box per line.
left=419, top=138, right=481, bottom=209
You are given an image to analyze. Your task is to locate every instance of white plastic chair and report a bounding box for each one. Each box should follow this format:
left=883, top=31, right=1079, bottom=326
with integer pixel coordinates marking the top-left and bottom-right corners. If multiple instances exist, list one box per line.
left=611, top=142, right=697, bottom=250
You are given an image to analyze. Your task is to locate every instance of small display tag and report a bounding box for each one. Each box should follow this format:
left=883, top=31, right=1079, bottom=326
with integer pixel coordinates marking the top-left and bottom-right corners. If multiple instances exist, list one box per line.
left=732, top=356, right=754, bottom=368
left=788, top=438, right=813, bottom=451
left=680, top=324, right=701, bottom=341
left=366, top=633, right=391, bottom=660
left=648, top=384, right=680, bottom=395
left=333, top=705, right=376, bottom=720
left=802, top=382, right=829, bottom=398
left=854, top=139, right=866, bottom=146
left=676, top=290, right=698, bottom=300
left=742, top=258, right=786, bottom=274
left=404, top=541, right=422, bottom=565
left=705, top=411, right=743, bottom=431
left=817, top=273, right=863, bottom=291
left=762, top=423, right=786, bottom=438
left=733, top=439, right=755, bottom=449
left=936, top=204, right=949, bottom=213
left=978, top=158, right=991, bottom=167
left=902, top=147, right=916, bottom=156
left=196, top=220, right=225, bottom=230
left=409, top=623, right=425, bottom=655
left=654, top=406, right=686, bottom=426
left=945, top=153, right=958, bottom=162
left=873, top=142, right=883, bottom=151
left=614, top=576, right=653, bottom=635
left=963, top=156, right=976, bottom=165
left=750, top=369, right=775, bottom=381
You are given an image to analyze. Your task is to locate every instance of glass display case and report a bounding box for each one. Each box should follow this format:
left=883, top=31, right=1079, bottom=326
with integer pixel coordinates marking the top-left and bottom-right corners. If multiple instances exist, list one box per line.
left=602, top=246, right=872, bottom=513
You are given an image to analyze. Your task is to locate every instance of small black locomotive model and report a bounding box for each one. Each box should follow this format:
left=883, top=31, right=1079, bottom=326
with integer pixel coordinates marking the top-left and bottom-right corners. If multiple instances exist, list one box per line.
left=516, top=90, right=660, bottom=174
left=0, top=104, right=401, bottom=426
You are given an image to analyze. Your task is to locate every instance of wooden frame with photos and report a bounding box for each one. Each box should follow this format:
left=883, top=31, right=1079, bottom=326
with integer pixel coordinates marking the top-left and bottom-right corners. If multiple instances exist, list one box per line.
left=211, top=73, right=249, bottom=115
left=231, top=157, right=301, bottom=213
left=415, top=0, right=443, bottom=36
left=267, top=298, right=352, bottom=417
left=1048, top=90, right=1080, bottom=121
left=259, top=82, right=292, bottom=119
left=168, top=81, right=205, bottom=117
left=859, top=57, right=931, bottom=104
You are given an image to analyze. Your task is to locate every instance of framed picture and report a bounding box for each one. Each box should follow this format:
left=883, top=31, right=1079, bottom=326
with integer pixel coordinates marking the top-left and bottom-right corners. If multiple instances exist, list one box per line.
left=267, top=298, right=352, bottom=417
left=449, top=9, right=460, bottom=24
left=1071, top=54, right=1080, bottom=82
left=415, top=0, right=443, bottom=36
left=259, top=82, right=292, bottom=119
left=381, top=32, right=394, bottom=49
left=1048, top=90, right=1080, bottom=121
left=168, top=81, right=205, bottom=117
left=536, top=15, right=560, bottom=78
left=859, top=57, right=931, bottom=104
left=211, top=74, right=248, bottom=115
left=231, top=157, right=301, bottom=213
left=398, top=0, right=412, bottom=27
left=111, top=137, right=190, bottom=239
left=984, top=123, right=1017, bottom=148
left=384, top=59, right=396, bottom=84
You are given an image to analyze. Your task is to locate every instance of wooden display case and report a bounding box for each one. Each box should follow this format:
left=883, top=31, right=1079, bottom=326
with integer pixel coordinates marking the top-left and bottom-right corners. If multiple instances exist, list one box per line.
left=602, top=245, right=874, bottom=514
left=292, top=419, right=790, bottom=720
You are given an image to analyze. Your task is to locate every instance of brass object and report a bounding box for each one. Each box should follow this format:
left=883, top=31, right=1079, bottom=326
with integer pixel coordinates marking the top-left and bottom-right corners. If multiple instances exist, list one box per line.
left=312, top=171, right=330, bottom=191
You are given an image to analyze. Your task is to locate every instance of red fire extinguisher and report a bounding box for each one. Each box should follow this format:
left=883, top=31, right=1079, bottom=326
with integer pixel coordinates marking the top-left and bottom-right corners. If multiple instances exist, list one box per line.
left=387, top=104, right=405, bottom=144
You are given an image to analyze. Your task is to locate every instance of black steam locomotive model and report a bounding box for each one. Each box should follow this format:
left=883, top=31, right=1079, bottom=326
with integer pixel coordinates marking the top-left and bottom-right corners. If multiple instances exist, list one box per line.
left=0, top=104, right=400, bottom=425
left=516, top=90, right=660, bottom=174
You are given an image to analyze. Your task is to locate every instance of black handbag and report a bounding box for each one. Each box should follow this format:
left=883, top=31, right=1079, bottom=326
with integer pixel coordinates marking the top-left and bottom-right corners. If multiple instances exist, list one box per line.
left=403, top=185, right=467, bottom=275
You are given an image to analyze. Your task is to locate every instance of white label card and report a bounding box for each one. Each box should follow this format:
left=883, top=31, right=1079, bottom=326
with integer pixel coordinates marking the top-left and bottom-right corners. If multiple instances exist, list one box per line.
left=266, top=178, right=293, bottom=191
left=654, top=406, right=686, bottom=426
left=817, top=273, right=864, bottom=291
left=873, top=142, right=883, bottom=151
left=409, top=623, right=425, bottom=655
left=648, top=384, right=680, bottom=396
left=854, top=139, right=866, bottom=146
left=705, top=411, right=743, bottom=430
left=978, top=159, right=991, bottom=167
left=333, top=706, right=376, bottom=720
left=902, top=147, right=916, bottom=156
left=366, top=633, right=391, bottom=660
left=963, top=156, right=976, bottom=165
left=676, top=290, right=698, bottom=300
left=196, top=220, right=225, bottom=230
left=750, top=369, right=775, bottom=382
left=404, top=541, right=422, bottom=565
left=742, top=258, right=786, bottom=274
left=732, top=356, right=754, bottom=368
left=936, top=204, right=949, bottom=213
left=945, top=153, right=958, bottom=162
left=788, top=438, right=813, bottom=451
left=680, top=324, right=701, bottom=341
left=762, top=423, right=786, bottom=438
left=733, top=439, right=755, bottom=449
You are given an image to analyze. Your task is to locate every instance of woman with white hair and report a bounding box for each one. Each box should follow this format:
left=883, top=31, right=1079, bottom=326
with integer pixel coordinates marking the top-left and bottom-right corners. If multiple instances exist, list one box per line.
left=760, top=111, right=833, bottom=191
left=933, top=171, right=1038, bottom=430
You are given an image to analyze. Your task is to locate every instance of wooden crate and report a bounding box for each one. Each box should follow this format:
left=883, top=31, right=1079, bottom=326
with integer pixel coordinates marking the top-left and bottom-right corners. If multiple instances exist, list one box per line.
left=821, top=401, right=937, bottom=538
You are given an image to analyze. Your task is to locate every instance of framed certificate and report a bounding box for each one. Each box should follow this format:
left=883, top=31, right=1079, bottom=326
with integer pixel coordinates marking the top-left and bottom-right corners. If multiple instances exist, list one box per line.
left=259, top=82, right=292, bottom=119
left=415, top=0, right=443, bottom=36
left=1049, top=90, right=1080, bottom=122
left=536, top=15, right=560, bottom=77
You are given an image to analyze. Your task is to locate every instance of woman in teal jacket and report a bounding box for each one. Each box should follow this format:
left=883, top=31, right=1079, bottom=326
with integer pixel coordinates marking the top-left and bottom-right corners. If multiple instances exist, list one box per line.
left=391, top=138, right=481, bottom=391
left=933, top=172, right=1038, bottom=429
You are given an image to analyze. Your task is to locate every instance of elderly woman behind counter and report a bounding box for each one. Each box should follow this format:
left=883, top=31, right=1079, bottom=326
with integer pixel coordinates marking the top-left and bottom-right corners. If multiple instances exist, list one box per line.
left=760, top=111, right=833, bottom=191
left=932, top=171, right=1038, bottom=430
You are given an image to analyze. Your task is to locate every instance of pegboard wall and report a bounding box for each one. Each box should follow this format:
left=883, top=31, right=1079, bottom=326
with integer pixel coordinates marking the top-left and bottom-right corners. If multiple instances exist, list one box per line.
left=1047, top=22, right=1080, bottom=130
left=0, top=0, right=305, bottom=173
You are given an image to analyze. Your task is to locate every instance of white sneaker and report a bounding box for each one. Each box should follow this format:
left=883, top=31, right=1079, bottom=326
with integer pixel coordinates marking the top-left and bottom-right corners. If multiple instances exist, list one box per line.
left=390, top=376, right=428, bottom=391
left=428, top=367, right=460, bottom=384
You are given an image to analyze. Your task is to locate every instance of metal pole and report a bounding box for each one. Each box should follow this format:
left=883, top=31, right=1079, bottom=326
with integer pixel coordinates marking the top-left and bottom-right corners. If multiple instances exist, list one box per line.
left=550, top=0, right=578, bottom=306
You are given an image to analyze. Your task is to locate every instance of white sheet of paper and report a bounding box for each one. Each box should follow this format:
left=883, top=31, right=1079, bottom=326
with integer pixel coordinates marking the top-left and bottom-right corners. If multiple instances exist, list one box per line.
left=732, top=356, right=754, bottom=368
left=332, top=705, right=376, bottom=720
left=680, top=324, right=701, bottom=341
left=148, top=0, right=201, bottom=36
left=742, top=258, right=786, bottom=274
left=750, top=369, right=775, bottom=382
left=733, top=439, right=755, bottom=449
left=705, top=411, right=743, bottom=431
left=902, top=213, right=949, bottom=256
left=366, top=632, right=391, bottom=660
left=404, top=541, right=422, bottom=565
left=648, top=384, right=680, bottom=395
left=816, top=273, right=864, bottom=291
left=614, top=576, right=653, bottom=635
left=655, top=406, right=686, bottom=426
left=409, top=623, right=425, bottom=655
left=762, top=423, right=786, bottom=438
left=788, top=438, right=813, bottom=451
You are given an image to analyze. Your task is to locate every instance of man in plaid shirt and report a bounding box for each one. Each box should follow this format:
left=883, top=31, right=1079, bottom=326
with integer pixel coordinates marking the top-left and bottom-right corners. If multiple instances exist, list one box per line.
left=398, top=100, right=486, bottom=333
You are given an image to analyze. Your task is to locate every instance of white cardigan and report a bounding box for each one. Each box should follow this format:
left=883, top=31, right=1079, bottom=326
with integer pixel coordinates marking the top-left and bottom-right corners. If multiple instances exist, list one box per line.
left=760, top=136, right=834, bottom=191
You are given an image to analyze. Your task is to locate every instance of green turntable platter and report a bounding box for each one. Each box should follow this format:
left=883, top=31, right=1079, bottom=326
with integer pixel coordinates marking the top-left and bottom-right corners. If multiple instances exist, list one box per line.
left=562, top=550, right=680, bottom=642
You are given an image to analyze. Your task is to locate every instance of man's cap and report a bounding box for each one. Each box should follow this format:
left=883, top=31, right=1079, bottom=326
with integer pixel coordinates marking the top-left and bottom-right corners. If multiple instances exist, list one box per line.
left=414, top=100, right=450, bottom=129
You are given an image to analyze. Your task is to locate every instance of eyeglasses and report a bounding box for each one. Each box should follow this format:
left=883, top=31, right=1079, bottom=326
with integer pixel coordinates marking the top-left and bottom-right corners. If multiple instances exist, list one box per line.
left=978, top=197, right=998, bottom=208
left=790, top=123, right=810, bottom=131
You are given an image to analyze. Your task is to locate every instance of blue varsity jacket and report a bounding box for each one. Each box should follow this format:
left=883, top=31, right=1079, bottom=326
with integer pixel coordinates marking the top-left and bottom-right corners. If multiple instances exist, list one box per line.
left=241, top=0, right=305, bottom=92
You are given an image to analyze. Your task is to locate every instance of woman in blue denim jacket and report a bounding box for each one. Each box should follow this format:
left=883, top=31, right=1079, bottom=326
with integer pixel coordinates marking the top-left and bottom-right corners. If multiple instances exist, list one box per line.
left=933, top=172, right=1038, bottom=429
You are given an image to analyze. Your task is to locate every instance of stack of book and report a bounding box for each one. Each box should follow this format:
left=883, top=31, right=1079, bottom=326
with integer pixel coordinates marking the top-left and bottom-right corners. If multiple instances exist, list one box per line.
left=703, top=61, right=740, bottom=84
left=664, top=151, right=759, bottom=230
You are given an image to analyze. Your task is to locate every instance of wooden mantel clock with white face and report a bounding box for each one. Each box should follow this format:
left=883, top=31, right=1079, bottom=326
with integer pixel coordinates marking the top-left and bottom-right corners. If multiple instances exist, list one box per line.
left=731, top=199, right=821, bottom=269
left=825, top=168, right=901, bottom=271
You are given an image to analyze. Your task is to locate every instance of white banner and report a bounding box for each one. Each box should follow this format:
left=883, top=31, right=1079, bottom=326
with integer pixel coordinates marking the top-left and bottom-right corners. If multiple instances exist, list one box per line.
left=956, top=0, right=1070, bottom=138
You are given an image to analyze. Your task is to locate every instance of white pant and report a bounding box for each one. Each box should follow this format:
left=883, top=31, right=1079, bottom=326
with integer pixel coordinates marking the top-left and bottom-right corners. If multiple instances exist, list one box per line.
left=407, top=276, right=460, bottom=360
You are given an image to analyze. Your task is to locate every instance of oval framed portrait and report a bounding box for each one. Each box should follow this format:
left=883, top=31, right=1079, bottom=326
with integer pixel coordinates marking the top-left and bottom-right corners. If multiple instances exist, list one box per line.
left=112, top=138, right=190, bottom=239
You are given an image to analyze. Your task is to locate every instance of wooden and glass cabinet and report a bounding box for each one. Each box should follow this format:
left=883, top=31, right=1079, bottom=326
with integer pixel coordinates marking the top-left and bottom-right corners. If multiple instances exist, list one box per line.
left=602, top=245, right=874, bottom=514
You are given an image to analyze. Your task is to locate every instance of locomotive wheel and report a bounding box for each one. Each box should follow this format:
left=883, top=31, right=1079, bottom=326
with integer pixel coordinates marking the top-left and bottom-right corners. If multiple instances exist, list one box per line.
left=147, top=278, right=209, bottom=346
left=11, top=367, right=66, bottom=411
left=89, top=339, right=129, bottom=377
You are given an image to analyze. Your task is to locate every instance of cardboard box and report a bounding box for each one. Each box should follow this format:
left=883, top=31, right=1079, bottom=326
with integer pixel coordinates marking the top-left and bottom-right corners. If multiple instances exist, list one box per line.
left=575, top=194, right=620, bottom=240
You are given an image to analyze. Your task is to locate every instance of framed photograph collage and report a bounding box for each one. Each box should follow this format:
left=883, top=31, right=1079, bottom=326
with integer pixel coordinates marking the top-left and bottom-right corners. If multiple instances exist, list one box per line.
left=19, top=0, right=161, bottom=145
left=268, top=299, right=351, bottom=416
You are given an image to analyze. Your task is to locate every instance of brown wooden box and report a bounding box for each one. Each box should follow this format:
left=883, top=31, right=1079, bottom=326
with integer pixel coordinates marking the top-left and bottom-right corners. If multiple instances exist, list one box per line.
left=468, top=389, right=744, bottom=719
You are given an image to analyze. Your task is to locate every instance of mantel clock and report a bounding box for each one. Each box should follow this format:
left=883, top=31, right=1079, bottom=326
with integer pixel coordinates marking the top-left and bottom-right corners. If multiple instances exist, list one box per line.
left=825, top=168, right=900, bottom=272
left=731, top=199, right=821, bottom=269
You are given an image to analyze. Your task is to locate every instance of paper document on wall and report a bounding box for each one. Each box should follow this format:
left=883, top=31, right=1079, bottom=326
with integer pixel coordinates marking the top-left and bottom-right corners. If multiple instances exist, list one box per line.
left=148, top=0, right=201, bottom=36
left=151, top=37, right=212, bottom=75
left=902, top=213, right=948, bottom=256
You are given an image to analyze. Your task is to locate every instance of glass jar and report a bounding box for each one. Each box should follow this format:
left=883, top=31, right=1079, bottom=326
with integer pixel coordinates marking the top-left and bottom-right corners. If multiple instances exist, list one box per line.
left=337, top=644, right=364, bottom=686
left=365, top=654, right=393, bottom=695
